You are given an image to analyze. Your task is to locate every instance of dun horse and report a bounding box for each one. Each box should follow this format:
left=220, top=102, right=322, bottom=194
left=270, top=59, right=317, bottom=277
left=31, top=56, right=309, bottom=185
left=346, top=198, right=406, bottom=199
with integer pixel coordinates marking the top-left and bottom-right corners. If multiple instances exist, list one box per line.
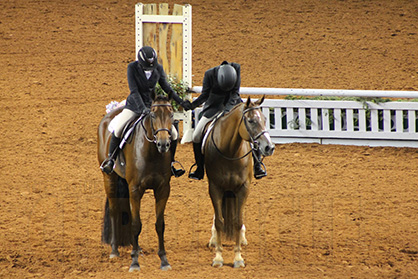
left=97, top=94, right=174, bottom=271
left=204, top=96, right=275, bottom=268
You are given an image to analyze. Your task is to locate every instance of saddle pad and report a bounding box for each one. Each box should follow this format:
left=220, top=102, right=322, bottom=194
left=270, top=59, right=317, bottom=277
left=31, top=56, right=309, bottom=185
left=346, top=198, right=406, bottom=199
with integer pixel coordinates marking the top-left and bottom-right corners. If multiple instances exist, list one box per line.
left=119, top=114, right=144, bottom=150
left=201, top=112, right=224, bottom=155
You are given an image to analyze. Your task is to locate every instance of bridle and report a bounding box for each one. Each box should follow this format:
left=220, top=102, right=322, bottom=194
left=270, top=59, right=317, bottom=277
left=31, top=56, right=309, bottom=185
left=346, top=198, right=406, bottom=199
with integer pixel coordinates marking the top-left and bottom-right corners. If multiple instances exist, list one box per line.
left=241, top=106, right=269, bottom=150
left=141, top=104, right=173, bottom=143
left=211, top=105, right=268, bottom=161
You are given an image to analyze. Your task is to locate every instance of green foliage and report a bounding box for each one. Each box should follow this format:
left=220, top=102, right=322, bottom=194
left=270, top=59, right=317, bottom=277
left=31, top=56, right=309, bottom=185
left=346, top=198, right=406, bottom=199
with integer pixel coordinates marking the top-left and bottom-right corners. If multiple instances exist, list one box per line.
left=155, top=75, right=189, bottom=111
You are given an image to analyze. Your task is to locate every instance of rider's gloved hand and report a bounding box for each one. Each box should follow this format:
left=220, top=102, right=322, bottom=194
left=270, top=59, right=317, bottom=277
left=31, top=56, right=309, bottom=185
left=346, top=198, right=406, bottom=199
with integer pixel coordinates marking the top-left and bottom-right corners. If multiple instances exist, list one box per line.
left=181, top=100, right=192, bottom=111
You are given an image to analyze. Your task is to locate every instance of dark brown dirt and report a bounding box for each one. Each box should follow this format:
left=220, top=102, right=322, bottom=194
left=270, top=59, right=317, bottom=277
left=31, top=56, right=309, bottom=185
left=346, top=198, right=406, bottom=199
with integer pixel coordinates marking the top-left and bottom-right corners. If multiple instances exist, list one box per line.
left=1, top=0, right=417, bottom=278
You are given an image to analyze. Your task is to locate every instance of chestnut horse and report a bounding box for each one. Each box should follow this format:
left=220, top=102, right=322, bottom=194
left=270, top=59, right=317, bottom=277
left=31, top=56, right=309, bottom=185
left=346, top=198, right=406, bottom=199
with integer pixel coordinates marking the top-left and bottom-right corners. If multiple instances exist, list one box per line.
left=97, top=94, right=174, bottom=271
left=204, top=96, right=275, bottom=268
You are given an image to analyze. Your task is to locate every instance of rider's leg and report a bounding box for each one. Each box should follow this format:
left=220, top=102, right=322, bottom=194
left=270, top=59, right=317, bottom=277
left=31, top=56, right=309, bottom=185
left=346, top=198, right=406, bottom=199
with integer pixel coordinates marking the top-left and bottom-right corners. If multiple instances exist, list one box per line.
left=188, top=116, right=212, bottom=180
left=101, top=108, right=137, bottom=174
left=170, top=125, right=185, bottom=177
left=100, top=133, right=121, bottom=174
left=189, top=141, right=204, bottom=180
left=253, top=147, right=267, bottom=179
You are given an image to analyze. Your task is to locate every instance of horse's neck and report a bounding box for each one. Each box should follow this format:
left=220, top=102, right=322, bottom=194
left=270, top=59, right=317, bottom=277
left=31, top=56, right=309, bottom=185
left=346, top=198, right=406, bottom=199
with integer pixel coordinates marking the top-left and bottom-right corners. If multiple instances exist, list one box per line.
left=215, top=105, right=246, bottom=153
left=133, top=116, right=154, bottom=152
left=139, top=115, right=153, bottom=141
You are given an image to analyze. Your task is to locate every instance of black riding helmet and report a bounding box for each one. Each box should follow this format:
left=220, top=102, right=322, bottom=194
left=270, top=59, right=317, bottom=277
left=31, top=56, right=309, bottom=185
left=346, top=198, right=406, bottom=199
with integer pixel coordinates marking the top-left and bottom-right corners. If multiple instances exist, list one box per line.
left=217, top=63, right=237, bottom=91
left=138, top=46, right=158, bottom=70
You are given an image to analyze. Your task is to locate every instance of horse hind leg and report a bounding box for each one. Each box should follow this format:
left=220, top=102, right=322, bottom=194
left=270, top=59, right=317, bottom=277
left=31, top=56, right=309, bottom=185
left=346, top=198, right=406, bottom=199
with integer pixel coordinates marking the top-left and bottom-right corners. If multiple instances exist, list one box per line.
left=233, top=188, right=249, bottom=268
left=102, top=198, right=120, bottom=259
left=102, top=175, right=131, bottom=259
left=233, top=231, right=245, bottom=268
left=212, top=221, right=224, bottom=268
left=241, top=224, right=248, bottom=246
left=208, top=216, right=217, bottom=247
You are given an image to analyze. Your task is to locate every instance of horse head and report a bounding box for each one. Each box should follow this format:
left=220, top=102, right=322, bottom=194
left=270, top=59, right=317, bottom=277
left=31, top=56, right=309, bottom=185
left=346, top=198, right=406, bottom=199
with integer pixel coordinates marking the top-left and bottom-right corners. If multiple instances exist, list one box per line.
left=240, top=96, right=275, bottom=157
left=149, top=94, right=174, bottom=153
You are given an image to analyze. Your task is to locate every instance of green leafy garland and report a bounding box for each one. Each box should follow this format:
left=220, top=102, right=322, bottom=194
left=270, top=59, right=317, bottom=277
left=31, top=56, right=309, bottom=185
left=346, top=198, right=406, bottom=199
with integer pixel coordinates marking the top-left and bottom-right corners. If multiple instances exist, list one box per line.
left=155, top=75, right=189, bottom=111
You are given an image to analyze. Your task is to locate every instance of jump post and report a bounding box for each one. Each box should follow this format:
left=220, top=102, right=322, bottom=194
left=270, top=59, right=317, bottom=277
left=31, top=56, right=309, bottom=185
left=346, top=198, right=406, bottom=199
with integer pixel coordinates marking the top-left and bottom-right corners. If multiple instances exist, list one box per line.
left=136, top=3, right=193, bottom=143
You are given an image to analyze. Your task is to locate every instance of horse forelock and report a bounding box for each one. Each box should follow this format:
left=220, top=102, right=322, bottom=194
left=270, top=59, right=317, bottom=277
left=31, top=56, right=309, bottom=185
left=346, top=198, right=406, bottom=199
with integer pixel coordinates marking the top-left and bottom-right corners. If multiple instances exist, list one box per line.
left=153, top=94, right=170, bottom=104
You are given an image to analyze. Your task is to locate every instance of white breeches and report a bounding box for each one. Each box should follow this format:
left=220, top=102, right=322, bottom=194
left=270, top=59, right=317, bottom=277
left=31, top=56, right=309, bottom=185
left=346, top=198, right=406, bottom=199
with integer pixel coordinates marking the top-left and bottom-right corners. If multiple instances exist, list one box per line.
left=192, top=115, right=216, bottom=143
left=108, top=108, right=178, bottom=140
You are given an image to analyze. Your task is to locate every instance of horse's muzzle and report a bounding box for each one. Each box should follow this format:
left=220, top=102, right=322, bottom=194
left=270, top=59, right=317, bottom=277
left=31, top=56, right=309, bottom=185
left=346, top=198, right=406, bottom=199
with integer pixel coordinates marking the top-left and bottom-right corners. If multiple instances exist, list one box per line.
left=156, top=139, right=171, bottom=153
left=260, top=142, right=275, bottom=157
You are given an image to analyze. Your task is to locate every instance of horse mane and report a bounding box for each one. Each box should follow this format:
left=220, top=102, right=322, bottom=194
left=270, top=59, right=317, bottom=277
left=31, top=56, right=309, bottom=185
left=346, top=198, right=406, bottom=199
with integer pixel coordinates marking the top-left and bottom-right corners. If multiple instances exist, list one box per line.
left=226, top=102, right=245, bottom=115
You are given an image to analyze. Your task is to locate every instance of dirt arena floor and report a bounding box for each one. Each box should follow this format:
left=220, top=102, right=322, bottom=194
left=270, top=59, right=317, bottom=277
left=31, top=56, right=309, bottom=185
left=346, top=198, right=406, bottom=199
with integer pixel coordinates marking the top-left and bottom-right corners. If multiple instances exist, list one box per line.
left=1, top=0, right=418, bottom=278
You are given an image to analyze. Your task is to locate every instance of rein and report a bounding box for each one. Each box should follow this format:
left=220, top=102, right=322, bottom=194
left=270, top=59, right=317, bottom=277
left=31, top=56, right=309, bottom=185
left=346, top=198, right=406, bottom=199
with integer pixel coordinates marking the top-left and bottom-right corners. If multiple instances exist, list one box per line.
left=210, top=105, right=267, bottom=161
left=141, top=104, right=173, bottom=143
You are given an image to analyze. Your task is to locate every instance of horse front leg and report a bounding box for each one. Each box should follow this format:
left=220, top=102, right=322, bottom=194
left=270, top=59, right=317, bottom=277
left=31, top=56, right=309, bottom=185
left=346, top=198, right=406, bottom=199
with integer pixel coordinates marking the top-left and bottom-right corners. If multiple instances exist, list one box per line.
left=209, top=185, right=224, bottom=267
left=129, top=188, right=144, bottom=272
left=154, top=185, right=172, bottom=270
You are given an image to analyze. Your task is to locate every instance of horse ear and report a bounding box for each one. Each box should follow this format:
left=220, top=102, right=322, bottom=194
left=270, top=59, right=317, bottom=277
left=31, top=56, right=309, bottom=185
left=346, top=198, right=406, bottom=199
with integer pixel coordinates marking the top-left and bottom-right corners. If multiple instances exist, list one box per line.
left=166, top=91, right=173, bottom=101
left=255, top=95, right=265, bottom=106
left=245, top=96, right=252, bottom=107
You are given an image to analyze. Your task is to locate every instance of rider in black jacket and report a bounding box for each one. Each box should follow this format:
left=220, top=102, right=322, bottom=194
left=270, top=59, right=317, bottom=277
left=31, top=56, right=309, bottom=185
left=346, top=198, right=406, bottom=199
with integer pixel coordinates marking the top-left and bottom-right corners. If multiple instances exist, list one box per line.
left=188, top=61, right=267, bottom=180
left=100, top=46, right=191, bottom=176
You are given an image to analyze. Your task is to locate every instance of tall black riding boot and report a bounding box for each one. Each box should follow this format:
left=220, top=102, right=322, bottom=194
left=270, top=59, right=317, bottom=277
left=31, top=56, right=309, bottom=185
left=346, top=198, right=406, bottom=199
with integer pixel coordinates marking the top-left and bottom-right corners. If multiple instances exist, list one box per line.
left=253, top=148, right=267, bottom=180
left=170, top=139, right=185, bottom=177
left=189, top=142, right=204, bottom=180
left=100, top=133, right=121, bottom=174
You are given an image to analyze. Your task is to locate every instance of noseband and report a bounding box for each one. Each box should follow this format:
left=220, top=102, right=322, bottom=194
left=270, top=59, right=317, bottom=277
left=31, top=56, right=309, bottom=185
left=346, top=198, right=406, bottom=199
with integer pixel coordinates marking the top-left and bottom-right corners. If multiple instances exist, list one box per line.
left=142, top=104, right=173, bottom=143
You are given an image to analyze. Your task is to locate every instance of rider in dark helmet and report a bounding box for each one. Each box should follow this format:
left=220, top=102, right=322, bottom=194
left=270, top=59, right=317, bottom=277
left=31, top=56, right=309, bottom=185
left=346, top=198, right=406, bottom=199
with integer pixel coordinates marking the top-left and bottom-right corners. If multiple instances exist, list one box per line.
left=185, top=61, right=267, bottom=180
left=138, top=46, right=158, bottom=70
left=100, top=46, right=192, bottom=176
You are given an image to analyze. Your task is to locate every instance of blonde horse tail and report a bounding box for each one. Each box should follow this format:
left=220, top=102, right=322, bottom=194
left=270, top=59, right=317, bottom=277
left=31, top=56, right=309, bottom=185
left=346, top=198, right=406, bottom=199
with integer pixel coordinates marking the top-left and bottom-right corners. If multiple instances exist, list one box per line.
left=102, top=176, right=132, bottom=247
left=222, top=191, right=238, bottom=241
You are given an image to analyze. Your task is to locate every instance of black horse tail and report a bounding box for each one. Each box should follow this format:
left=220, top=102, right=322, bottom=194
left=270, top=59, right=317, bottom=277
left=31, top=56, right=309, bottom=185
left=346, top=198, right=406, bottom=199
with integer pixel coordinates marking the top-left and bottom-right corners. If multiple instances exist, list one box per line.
left=222, top=191, right=238, bottom=241
left=102, top=176, right=132, bottom=247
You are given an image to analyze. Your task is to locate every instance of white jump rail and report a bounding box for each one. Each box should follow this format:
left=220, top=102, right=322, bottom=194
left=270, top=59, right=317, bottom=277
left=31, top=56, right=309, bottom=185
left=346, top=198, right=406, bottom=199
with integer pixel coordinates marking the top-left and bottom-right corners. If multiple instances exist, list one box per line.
left=192, top=87, right=418, bottom=148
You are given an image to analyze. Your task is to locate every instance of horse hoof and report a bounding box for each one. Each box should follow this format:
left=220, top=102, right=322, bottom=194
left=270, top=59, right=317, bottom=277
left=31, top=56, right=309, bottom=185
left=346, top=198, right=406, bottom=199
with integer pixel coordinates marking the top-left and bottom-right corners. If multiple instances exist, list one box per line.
left=234, top=260, right=245, bottom=268
left=212, top=260, right=223, bottom=268
left=129, top=264, right=140, bottom=272
left=109, top=252, right=120, bottom=259
left=161, top=264, right=172, bottom=271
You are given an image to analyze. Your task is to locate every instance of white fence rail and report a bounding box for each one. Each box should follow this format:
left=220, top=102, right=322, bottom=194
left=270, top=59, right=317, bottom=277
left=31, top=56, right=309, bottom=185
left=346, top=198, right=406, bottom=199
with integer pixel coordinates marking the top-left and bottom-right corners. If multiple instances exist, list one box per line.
left=192, top=87, right=418, bottom=148
left=192, top=86, right=418, bottom=99
left=260, top=99, right=418, bottom=147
